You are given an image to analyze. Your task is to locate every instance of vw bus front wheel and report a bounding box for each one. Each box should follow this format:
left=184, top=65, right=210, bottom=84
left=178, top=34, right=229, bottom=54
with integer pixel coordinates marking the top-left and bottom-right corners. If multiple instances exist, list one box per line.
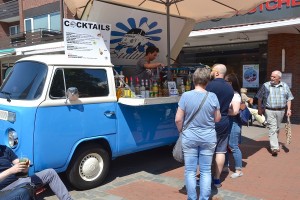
left=67, top=145, right=110, bottom=190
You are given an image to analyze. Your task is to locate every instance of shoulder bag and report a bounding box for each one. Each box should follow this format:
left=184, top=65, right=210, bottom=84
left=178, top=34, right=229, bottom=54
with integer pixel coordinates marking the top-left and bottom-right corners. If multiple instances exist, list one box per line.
left=173, top=92, right=209, bottom=163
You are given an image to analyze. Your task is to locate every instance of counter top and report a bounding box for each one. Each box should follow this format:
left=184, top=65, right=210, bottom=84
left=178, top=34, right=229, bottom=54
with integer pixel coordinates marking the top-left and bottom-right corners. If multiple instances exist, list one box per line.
left=118, top=96, right=180, bottom=106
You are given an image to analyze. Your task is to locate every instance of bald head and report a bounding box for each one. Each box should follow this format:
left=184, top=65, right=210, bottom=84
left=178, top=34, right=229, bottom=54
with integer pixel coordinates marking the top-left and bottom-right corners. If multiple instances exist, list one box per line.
left=272, top=70, right=282, bottom=78
left=212, top=64, right=227, bottom=78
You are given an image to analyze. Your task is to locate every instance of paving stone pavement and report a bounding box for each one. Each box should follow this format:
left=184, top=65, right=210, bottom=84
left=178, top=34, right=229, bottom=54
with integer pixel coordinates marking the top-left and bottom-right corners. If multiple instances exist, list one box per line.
left=38, top=121, right=299, bottom=200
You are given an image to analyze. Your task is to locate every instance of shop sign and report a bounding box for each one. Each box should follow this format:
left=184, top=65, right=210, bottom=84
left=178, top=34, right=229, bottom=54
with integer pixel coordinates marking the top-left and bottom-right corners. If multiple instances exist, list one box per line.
left=249, top=0, right=300, bottom=13
left=63, top=18, right=111, bottom=63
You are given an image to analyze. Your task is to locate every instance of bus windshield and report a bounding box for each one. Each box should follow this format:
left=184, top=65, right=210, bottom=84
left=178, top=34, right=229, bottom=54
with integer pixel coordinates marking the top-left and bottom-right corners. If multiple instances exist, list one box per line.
left=0, top=61, right=48, bottom=100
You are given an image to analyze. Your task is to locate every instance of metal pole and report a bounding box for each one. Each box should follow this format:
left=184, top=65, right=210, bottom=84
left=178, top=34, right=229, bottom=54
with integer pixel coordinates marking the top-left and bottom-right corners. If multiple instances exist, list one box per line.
left=166, top=0, right=171, bottom=80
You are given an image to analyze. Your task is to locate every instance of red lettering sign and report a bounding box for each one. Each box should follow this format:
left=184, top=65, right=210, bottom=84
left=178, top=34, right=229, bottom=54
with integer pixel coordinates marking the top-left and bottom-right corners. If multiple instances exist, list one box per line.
left=248, top=0, right=300, bottom=14
left=292, top=0, right=300, bottom=6
left=266, top=0, right=278, bottom=11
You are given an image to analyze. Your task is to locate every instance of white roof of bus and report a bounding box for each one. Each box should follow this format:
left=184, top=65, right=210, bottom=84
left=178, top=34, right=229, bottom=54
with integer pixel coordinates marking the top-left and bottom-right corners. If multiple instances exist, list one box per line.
left=17, top=55, right=114, bottom=67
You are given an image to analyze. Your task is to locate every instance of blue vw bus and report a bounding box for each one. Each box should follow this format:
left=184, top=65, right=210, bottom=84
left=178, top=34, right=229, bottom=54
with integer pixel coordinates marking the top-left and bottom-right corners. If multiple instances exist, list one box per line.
left=0, top=55, right=179, bottom=190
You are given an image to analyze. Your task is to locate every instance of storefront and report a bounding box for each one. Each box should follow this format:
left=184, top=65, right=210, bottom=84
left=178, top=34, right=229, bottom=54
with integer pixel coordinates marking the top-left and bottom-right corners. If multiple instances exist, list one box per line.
left=182, top=1, right=300, bottom=122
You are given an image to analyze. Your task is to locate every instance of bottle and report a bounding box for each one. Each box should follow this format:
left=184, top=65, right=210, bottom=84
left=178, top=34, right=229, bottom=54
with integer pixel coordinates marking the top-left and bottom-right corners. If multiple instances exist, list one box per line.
left=180, top=79, right=185, bottom=95
left=140, top=79, right=146, bottom=98
left=185, top=79, right=191, bottom=92
left=149, top=79, right=153, bottom=97
left=116, top=81, right=124, bottom=100
left=135, top=77, right=140, bottom=96
left=145, top=79, right=150, bottom=98
left=130, top=76, right=135, bottom=98
left=124, top=77, right=131, bottom=98
left=152, top=80, right=158, bottom=97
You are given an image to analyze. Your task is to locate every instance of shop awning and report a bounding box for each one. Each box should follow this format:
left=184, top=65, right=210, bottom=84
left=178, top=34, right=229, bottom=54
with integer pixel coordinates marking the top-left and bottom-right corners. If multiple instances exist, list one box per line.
left=0, top=48, right=15, bottom=58
left=189, top=18, right=300, bottom=37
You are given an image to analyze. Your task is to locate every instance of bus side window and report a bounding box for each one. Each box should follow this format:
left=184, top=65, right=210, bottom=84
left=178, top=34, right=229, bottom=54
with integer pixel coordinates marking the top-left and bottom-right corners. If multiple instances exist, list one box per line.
left=50, top=69, right=65, bottom=99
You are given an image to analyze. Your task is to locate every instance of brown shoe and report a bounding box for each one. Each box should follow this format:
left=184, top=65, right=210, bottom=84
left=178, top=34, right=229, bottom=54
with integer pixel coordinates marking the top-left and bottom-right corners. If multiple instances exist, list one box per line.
left=271, top=149, right=278, bottom=156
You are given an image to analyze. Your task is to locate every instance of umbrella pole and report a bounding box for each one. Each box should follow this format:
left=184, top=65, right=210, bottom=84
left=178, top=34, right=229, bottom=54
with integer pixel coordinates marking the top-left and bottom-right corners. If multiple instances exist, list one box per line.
left=166, top=0, right=172, bottom=80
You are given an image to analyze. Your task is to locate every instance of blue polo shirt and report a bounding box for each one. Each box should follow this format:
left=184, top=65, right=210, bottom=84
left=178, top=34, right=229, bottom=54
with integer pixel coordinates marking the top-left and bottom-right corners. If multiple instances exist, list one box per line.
left=206, top=78, right=234, bottom=116
left=0, top=145, right=18, bottom=190
left=206, top=78, right=234, bottom=136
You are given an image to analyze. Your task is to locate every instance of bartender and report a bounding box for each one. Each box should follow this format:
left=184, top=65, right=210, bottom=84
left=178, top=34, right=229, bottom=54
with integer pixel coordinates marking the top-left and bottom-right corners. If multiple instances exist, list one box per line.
left=135, top=46, right=164, bottom=81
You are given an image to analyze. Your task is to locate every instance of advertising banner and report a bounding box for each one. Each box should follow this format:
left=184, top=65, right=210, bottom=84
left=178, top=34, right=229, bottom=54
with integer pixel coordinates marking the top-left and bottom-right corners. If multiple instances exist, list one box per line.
left=85, top=1, right=190, bottom=66
left=243, top=64, right=259, bottom=88
left=63, top=18, right=111, bottom=63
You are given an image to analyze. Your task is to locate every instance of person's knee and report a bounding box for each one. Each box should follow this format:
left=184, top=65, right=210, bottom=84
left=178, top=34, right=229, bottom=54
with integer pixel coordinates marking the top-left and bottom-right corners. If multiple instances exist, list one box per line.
left=43, top=168, right=58, bottom=177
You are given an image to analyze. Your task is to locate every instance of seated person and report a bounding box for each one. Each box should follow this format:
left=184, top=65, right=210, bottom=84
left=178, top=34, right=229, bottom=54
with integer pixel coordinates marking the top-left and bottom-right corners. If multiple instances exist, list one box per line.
left=240, top=88, right=266, bottom=126
left=0, top=186, right=33, bottom=200
left=0, top=145, right=73, bottom=200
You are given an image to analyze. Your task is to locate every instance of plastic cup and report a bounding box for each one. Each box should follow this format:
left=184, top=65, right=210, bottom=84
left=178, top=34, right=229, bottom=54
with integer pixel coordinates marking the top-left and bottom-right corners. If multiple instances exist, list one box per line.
left=17, top=156, right=29, bottom=178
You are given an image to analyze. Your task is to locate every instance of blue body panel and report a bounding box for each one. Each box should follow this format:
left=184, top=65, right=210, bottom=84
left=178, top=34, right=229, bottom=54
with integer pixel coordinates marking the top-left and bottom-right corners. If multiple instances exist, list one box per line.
left=0, top=101, right=178, bottom=174
left=115, top=102, right=178, bottom=157
left=0, top=105, right=36, bottom=174
left=34, top=102, right=117, bottom=172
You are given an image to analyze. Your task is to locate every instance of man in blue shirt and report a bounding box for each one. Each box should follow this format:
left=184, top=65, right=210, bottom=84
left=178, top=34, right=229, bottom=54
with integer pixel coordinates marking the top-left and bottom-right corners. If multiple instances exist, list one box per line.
left=256, top=70, right=294, bottom=156
left=0, top=186, right=33, bottom=200
left=206, top=64, right=234, bottom=188
left=0, top=145, right=73, bottom=200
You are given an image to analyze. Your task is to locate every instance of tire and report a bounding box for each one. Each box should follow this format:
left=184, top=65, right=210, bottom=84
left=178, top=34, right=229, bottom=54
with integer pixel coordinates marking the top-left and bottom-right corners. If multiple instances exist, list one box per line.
left=66, top=145, right=110, bottom=190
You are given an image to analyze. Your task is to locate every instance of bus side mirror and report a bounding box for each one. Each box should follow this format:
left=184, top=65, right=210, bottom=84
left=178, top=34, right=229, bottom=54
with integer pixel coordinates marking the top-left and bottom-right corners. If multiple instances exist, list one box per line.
left=66, top=87, right=79, bottom=102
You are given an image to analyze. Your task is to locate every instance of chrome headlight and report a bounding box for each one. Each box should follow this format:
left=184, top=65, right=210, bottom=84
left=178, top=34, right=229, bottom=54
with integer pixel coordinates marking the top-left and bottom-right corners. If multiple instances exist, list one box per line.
left=8, top=129, right=18, bottom=148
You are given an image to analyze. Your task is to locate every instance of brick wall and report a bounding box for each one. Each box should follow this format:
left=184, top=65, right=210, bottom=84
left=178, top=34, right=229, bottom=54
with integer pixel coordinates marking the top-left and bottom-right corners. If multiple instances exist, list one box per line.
left=22, top=0, right=59, bottom=10
left=268, top=33, right=300, bottom=123
left=0, top=22, right=9, bottom=38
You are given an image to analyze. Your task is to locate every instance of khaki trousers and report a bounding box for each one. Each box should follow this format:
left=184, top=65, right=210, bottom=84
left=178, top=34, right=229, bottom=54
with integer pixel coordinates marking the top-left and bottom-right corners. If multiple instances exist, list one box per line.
left=265, top=109, right=285, bottom=150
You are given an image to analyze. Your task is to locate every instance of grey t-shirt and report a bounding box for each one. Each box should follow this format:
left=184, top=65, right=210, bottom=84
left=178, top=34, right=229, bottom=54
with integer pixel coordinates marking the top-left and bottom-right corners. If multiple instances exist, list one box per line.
left=135, top=57, right=152, bottom=81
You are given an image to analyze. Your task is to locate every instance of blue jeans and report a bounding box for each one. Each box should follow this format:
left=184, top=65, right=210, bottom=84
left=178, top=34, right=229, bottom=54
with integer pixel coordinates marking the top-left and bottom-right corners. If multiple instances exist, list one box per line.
left=227, top=117, right=242, bottom=170
left=0, top=186, right=32, bottom=200
left=182, top=138, right=216, bottom=200
left=2, top=169, right=73, bottom=200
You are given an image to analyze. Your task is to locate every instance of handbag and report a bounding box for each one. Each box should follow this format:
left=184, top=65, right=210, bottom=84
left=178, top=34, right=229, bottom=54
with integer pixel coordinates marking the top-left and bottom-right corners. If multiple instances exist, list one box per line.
left=239, top=103, right=251, bottom=126
left=172, top=92, right=209, bottom=163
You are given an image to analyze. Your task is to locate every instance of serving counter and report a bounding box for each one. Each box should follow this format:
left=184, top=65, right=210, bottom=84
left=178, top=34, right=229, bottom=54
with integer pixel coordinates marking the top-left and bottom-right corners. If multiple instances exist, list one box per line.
left=118, top=96, right=180, bottom=106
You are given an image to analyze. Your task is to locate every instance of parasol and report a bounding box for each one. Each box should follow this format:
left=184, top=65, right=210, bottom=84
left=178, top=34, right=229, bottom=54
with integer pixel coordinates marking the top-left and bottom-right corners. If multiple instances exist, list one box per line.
left=64, top=0, right=269, bottom=78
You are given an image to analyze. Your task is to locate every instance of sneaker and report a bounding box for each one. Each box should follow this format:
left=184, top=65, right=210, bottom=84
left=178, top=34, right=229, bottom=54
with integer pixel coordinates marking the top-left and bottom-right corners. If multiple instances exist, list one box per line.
left=178, top=185, right=187, bottom=195
left=230, top=171, right=243, bottom=178
left=222, top=166, right=229, bottom=173
left=271, top=149, right=278, bottom=156
left=213, top=179, right=222, bottom=188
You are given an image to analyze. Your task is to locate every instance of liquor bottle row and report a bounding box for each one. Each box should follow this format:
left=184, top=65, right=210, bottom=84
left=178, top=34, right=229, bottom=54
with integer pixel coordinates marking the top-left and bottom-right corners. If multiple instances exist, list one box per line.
left=116, top=72, right=192, bottom=99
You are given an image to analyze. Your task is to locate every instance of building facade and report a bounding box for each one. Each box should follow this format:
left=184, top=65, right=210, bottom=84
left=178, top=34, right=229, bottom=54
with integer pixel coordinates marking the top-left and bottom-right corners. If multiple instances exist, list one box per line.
left=0, top=0, right=299, bottom=122
left=183, top=1, right=300, bottom=122
left=0, top=0, right=74, bottom=81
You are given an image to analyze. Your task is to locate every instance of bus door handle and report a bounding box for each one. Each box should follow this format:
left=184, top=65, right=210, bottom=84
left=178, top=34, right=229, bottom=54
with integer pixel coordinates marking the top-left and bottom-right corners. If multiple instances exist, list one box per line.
left=104, top=111, right=115, bottom=118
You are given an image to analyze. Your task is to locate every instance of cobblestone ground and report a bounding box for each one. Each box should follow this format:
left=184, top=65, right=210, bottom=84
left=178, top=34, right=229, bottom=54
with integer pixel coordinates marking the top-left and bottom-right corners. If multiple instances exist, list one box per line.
left=41, top=170, right=262, bottom=200
left=38, top=122, right=300, bottom=200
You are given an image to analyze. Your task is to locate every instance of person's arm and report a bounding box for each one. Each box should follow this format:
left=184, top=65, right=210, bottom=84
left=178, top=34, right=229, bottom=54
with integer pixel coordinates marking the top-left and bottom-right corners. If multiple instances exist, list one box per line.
left=0, top=161, right=28, bottom=182
left=286, top=100, right=292, bottom=117
left=247, top=97, right=254, bottom=105
left=144, top=62, right=164, bottom=69
left=175, top=107, right=185, bottom=133
left=257, top=98, right=263, bottom=115
left=214, top=109, right=221, bottom=122
left=228, top=101, right=240, bottom=116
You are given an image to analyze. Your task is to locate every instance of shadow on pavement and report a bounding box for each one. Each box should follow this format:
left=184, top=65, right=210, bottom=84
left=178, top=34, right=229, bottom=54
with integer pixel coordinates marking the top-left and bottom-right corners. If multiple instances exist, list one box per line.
left=105, top=145, right=182, bottom=183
